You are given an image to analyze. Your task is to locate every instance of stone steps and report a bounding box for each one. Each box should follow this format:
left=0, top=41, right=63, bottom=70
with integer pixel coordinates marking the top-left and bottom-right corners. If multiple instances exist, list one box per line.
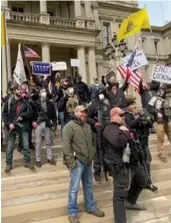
left=1, top=135, right=171, bottom=223
left=26, top=196, right=171, bottom=223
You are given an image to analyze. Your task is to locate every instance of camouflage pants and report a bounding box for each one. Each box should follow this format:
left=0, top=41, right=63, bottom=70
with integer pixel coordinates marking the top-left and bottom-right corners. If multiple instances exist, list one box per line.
left=154, top=122, right=171, bottom=157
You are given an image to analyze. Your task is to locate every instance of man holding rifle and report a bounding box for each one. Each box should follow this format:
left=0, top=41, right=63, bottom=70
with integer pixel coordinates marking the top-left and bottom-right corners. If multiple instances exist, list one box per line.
left=2, top=84, right=34, bottom=172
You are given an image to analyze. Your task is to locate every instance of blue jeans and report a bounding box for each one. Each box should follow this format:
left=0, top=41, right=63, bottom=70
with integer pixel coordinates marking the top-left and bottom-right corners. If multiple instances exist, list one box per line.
left=6, top=129, right=30, bottom=165
left=68, top=159, right=96, bottom=216
left=58, top=112, right=65, bottom=138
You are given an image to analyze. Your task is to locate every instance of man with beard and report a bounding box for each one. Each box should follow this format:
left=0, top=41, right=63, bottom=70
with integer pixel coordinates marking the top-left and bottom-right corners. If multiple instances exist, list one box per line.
left=103, top=107, right=147, bottom=223
left=2, top=85, right=35, bottom=172
left=63, top=105, right=105, bottom=223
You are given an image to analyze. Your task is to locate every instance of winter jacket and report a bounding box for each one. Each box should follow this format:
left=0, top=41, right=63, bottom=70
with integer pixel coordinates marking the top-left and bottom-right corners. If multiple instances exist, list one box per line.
left=75, top=81, right=90, bottom=103
left=32, top=99, right=57, bottom=128
left=104, top=80, right=128, bottom=109
left=139, top=80, right=160, bottom=108
left=62, top=117, right=96, bottom=167
left=2, top=97, right=33, bottom=131
left=87, top=100, right=111, bottom=132
left=103, top=122, right=130, bottom=163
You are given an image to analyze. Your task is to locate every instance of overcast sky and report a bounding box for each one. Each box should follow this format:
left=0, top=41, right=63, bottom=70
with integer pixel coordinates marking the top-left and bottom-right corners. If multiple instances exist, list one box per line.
left=138, top=0, right=171, bottom=26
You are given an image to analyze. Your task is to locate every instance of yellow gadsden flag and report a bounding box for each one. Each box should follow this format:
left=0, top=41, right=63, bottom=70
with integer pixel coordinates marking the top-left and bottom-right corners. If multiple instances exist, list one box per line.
left=1, top=11, right=6, bottom=47
left=117, top=8, right=150, bottom=42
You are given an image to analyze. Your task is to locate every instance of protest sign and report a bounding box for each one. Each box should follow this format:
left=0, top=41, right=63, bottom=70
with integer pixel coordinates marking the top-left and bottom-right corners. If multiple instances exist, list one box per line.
left=151, top=64, right=171, bottom=84
left=121, top=50, right=148, bottom=70
left=52, top=62, right=67, bottom=71
left=32, top=62, right=51, bottom=76
left=70, top=59, right=80, bottom=67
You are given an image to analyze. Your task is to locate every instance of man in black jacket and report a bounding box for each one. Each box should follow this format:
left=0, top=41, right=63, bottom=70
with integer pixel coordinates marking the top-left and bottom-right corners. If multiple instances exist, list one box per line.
left=124, top=97, right=158, bottom=191
left=2, top=85, right=34, bottom=172
left=32, top=87, right=57, bottom=167
left=87, top=90, right=111, bottom=182
left=103, top=107, right=147, bottom=223
left=104, top=72, right=130, bottom=109
left=74, top=74, right=90, bottom=106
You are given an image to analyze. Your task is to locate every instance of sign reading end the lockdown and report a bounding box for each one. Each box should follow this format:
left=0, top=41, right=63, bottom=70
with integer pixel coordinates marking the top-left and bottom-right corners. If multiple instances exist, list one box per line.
left=151, top=64, right=171, bottom=84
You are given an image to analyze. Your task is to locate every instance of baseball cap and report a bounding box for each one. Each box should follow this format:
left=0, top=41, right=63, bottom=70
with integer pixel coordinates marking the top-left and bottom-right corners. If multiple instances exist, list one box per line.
left=110, top=107, right=125, bottom=118
left=74, top=105, right=87, bottom=113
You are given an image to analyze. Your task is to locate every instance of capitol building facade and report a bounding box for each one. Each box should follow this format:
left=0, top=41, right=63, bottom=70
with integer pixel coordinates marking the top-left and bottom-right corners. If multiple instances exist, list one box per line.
left=1, top=0, right=171, bottom=95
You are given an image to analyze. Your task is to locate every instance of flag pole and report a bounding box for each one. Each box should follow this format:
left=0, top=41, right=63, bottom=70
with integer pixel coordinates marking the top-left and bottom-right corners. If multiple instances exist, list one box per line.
left=3, top=9, right=9, bottom=87
left=22, top=44, right=32, bottom=81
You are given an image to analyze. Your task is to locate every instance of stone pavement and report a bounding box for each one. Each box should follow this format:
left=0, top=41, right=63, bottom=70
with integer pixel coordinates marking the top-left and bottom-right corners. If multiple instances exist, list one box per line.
left=1, top=133, right=171, bottom=223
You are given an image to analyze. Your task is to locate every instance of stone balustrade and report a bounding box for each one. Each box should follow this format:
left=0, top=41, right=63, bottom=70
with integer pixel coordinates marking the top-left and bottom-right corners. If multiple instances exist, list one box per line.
left=10, top=12, right=40, bottom=23
left=50, top=17, right=76, bottom=27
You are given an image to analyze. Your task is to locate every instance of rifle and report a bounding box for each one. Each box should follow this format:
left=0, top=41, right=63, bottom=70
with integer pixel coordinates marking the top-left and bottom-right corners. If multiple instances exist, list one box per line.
left=130, top=130, right=156, bottom=192
left=96, top=106, right=109, bottom=181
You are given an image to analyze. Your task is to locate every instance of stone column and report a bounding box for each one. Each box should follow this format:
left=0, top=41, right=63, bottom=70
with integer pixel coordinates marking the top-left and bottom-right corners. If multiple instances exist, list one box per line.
left=88, top=47, right=97, bottom=84
left=1, top=0, right=10, bottom=19
left=85, top=1, right=91, bottom=19
left=41, top=43, right=50, bottom=62
left=85, top=1, right=95, bottom=29
left=7, top=41, right=11, bottom=81
left=77, top=46, right=87, bottom=83
left=39, top=0, right=50, bottom=24
left=74, top=0, right=81, bottom=17
left=92, top=4, right=100, bottom=29
left=97, top=62, right=103, bottom=79
left=74, top=0, right=85, bottom=28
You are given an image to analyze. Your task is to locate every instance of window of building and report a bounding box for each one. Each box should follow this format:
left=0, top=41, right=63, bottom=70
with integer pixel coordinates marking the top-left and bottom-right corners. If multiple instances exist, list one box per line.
left=47, top=11, right=54, bottom=17
left=103, top=23, right=110, bottom=48
left=12, top=6, right=24, bottom=13
left=154, top=41, right=158, bottom=54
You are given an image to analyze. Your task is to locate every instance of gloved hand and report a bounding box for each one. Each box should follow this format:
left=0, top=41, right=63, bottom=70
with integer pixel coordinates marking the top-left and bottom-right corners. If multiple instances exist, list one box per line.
left=94, top=121, right=100, bottom=128
left=130, top=132, right=134, bottom=140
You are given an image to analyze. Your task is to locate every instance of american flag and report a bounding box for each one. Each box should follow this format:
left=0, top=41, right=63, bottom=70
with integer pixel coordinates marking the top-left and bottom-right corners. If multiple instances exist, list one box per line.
left=117, top=64, right=141, bottom=91
left=117, top=38, right=142, bottom=91
left=24, top=46, right=40, bottom=58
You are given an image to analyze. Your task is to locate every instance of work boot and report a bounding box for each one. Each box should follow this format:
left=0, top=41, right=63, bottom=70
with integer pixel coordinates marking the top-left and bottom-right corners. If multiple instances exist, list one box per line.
left=94, top=175, right=101, bottom=183
left=36, top=162, right=42, bottom=168
left=68, top=216, right=80, bottom=223
left=87, top=209, right=105, bottom=217
left=126, top=202, right=147, bottom=211
left=48, top=159, right=56, bottom=165
left=5, top=165, right=12, bottom=173
left=146, top=183, right=158, bottom=192
left=159, top=155, right=167, bottom=163
left=30, top=144, right=35, bottom=150
left=24, top=163, right=35, bottom=170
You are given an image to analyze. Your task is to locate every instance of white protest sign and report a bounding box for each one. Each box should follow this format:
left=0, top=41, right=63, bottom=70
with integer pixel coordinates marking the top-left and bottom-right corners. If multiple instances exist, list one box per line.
left=70, top=59, right=80, bottom=67
left=151, top=64, right=171, bottom=84
left=121, top=50, right=148, bottom=70
left=52, top=62, right=67, bottom=71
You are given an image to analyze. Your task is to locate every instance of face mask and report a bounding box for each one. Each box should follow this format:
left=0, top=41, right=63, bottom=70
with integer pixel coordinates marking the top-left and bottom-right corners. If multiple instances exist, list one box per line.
left=68, top=87, right=74, bottom=95
left=41, top=92, right=47, bottom=99
left=99, top=94, right=105, bottom=101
